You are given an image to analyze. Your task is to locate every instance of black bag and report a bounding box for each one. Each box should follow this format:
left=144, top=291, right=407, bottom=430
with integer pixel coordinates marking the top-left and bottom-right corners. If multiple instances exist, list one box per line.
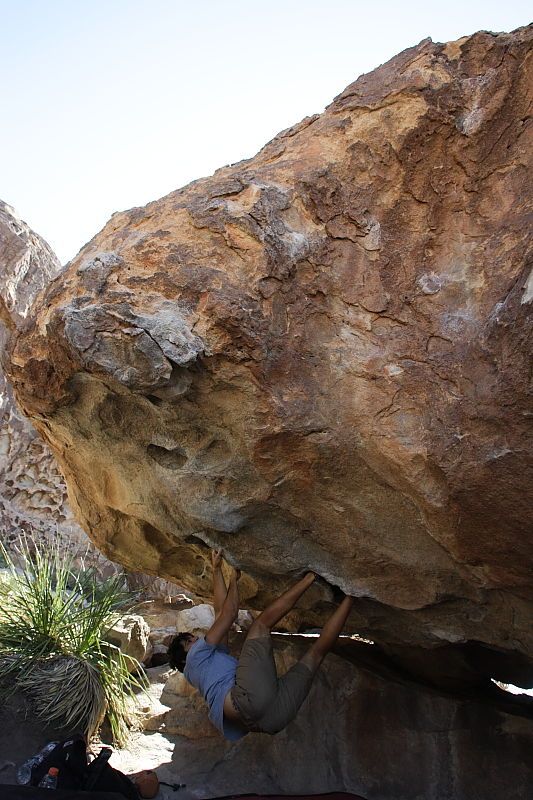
left=27, top=736, right=139, bottom=799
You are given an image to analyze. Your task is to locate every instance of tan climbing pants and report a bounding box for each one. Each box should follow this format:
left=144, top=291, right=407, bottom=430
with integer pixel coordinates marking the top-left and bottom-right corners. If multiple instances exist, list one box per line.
left=231, top=635, right=314, bottom=734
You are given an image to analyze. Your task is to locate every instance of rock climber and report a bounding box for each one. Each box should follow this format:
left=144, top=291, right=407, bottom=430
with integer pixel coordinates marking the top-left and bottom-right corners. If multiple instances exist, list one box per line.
left=168, top=549, right=353, bottom=739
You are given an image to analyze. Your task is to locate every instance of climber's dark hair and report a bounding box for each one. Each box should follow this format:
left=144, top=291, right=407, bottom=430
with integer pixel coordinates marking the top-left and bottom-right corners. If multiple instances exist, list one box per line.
left=168, top=632, right=193, bottom=672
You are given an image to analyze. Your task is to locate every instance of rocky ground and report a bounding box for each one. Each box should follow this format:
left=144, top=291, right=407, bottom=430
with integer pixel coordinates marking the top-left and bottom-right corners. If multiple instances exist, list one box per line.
left=1, top=608, right=532, bottom=800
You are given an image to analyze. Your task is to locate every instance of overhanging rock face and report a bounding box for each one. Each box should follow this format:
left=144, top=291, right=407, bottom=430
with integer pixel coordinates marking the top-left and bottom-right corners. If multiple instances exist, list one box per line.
left=3, top=29, right=533, bottom=678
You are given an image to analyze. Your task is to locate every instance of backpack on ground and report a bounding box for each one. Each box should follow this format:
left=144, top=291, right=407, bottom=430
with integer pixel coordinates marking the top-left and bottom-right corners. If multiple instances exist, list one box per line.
left=23, top=736, right=139, bottom=799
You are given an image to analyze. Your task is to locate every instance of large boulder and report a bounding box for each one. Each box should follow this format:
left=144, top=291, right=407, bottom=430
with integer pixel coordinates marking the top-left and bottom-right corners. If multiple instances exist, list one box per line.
left=2, top=28, right=533, bottom=688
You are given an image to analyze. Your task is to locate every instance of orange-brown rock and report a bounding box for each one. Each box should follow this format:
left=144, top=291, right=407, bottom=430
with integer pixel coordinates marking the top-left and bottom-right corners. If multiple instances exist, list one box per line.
left=3, top=29, right=533, bottom=678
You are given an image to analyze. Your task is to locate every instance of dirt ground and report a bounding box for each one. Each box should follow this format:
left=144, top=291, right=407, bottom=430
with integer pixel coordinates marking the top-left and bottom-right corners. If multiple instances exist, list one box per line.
left=0, top=693, right=190, bottom=799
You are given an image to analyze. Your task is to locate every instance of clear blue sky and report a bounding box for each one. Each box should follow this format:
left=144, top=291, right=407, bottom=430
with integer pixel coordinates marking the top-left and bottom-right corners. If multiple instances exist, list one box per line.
left=1, top=0, right=531, bottom=263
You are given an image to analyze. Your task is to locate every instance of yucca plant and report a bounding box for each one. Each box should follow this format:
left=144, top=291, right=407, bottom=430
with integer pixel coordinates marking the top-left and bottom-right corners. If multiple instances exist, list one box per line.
left=0, top=536, right=148, bottom=745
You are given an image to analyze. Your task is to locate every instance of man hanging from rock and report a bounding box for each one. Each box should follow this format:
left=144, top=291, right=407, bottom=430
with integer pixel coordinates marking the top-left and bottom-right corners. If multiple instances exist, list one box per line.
left=168, top=549, right=353, bottom=740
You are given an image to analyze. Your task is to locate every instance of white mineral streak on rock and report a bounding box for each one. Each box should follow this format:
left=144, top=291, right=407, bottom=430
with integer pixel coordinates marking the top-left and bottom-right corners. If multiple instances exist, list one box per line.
left=417, top=272, right=443, bottom=295
left=522, top=267, right=533, bottom=304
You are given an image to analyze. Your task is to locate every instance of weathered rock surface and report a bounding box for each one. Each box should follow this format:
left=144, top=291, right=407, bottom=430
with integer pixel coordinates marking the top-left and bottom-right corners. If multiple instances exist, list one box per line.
left=0, top=202, right=189, bottom=596
left=172, top=603, right=215, bottom=634
left=2, top=29, right=533, bottom=688
left=106, top=613, right=152, bottom=666
left=0, top=201, right=60, bottom=331
left=0, top=201, right=99, bottom=566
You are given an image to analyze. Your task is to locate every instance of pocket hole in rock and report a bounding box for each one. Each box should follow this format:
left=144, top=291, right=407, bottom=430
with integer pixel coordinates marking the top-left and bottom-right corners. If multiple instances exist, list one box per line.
left=147, top=443, right=187, bottom=470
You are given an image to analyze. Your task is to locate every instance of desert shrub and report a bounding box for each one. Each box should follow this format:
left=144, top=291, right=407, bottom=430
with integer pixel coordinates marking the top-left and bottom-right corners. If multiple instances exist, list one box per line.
left=0, top=537, right=147, bottom=745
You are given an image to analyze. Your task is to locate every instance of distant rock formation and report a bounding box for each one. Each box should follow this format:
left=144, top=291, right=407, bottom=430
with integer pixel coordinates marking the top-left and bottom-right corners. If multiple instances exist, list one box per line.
left=0, top=200, right=93, bottom=562
left=0, top=202, right=182, bottom=596
left=2, top=28, right=533, bottom=696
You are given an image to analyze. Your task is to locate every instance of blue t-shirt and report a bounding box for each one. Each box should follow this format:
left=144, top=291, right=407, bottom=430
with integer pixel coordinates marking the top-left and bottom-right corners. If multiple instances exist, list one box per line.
left=184, top=637, right=247, bottom=741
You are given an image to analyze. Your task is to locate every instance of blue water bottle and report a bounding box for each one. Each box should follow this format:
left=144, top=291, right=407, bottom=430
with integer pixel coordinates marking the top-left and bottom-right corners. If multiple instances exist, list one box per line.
left=17, top=741, right=59, bottom=785
left=38, top=766, right=59, bottom=788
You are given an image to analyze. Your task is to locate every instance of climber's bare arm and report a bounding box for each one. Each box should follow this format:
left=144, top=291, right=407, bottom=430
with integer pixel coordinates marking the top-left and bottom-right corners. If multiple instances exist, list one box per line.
left=205, top=568, right=240, bottom=647
left=211, top=549, right=227, bottom=618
